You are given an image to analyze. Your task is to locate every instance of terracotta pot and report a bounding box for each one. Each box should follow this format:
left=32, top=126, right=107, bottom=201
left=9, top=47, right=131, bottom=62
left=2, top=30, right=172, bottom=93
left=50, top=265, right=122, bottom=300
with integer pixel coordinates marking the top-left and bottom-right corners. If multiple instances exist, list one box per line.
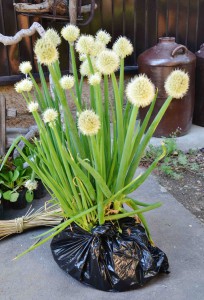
left=138, top=37, right=196, bottom=137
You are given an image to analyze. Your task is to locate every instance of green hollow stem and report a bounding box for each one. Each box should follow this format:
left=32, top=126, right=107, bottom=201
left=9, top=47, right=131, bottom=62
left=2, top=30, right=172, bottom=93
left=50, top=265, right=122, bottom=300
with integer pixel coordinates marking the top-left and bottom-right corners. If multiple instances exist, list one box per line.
left=51, top=126, right=84, bottom=212
left=70, top=89, right=82, bottom=112
left=124, top=198, right=153, bottom=243
left=115, top=105, right=139, bottom=191
left=111, top=73, right=124, bottom=160
left=119, top=58, right=125, bottom=106
left=104, top=201, right=162, bottom=221
left=126, top=96, right=173, bottom=184
left=104, top=75, right=111, bottom=175
left=48, top=65, right=84, bottom=158
left=69, top=44, right=81, bottom=106
left=90, top=136, right=104, bottom=224
left=129, top=94, right=157, bottom=164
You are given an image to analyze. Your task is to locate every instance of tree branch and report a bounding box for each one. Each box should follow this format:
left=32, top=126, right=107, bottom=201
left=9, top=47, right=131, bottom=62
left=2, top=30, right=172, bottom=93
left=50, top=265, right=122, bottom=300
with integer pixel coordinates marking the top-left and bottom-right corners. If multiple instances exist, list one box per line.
left=13, top=1, right=97, bottom=15
left=0, top=22, right=45, bottom=46
left=13, top=1, right=52, bottom=13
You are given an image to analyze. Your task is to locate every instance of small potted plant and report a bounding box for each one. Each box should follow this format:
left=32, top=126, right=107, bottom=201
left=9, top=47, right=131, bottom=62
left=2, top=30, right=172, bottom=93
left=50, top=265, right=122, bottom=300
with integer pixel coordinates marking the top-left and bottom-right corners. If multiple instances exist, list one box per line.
left=0, top=156, right=37, bottom=209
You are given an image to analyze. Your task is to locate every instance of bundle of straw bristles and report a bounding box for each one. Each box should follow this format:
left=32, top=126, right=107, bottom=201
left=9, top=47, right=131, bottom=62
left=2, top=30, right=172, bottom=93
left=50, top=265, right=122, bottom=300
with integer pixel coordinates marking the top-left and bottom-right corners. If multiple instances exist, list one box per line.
left=0, top=203, right=63, bottom=239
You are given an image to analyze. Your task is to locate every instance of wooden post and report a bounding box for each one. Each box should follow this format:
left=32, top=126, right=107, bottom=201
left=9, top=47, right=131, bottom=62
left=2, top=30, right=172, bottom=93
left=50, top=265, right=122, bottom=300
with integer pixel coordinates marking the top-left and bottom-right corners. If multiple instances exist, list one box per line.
left=0, top=96, right=6, bottom=156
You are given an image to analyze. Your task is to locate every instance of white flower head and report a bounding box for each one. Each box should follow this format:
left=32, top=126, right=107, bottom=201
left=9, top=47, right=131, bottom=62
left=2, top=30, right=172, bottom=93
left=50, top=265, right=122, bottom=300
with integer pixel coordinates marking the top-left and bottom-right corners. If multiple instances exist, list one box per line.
left=126, top=74, right=155, bottom=107
left=80, top=58, right=98, bottom=77
left=164, top=69, right=189, bottom=99
left=96, top=50, right=120, bottom=75
left=61, top=24, right=80, bottom=44
left=34, top=37, right=59, bottom=66
left=95, top=30, right=111, bottom=45
left=43, top=108, right=58, bottom=124
left=78, top=110, right=101, bottom=136
left=88, top=73, right=101, bottom=86
left=44, top=28, right=61, bottom=47
left=113, top=36, right=133, bottom=58
left=28, top=101, right=39, bottom=112
left=60, top=75, right=75, bottom=90
left=75, top=34, right=95, bottom=55
left=24, top=180, right=38, bottom=191
left=15, top=79, right=33, bottom=93
left=19, top=61, right=32, bottom=74
left=90, top=40, right=106, bottom=57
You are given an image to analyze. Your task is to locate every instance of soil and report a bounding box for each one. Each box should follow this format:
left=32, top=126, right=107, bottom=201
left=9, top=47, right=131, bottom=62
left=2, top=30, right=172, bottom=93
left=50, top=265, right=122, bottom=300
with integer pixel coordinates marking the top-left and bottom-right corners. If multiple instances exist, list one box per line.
left=152, top=150, right=204, bottom=223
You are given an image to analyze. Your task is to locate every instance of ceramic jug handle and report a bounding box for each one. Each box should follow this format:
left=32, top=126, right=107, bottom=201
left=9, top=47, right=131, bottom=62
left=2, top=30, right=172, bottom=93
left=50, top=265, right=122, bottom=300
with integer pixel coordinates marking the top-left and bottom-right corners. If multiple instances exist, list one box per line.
left=171, top=45, right=188, bottom=57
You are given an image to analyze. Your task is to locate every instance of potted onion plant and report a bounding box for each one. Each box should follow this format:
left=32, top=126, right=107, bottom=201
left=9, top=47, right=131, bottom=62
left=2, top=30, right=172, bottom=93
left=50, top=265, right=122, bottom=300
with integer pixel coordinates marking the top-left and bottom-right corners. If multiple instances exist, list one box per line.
left=1, top=26, right=189, bottom=291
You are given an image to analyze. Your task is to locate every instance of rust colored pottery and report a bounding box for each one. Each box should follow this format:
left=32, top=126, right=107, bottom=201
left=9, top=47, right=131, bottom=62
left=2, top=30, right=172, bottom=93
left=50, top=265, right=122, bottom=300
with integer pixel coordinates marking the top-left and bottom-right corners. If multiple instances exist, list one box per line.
left=193, top=44, right=204, bottom=127
left=137, top=37, right=196, bottom=137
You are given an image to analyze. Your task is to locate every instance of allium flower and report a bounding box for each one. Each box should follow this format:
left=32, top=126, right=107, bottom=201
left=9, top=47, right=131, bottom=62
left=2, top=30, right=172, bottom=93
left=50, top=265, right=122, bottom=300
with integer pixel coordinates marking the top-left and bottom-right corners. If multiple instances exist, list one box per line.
left=75, top=34, right=95, bottom=55
left=34, top=37, right=59, bottom=66
left=59, top=75, right=75, bottom=90
left=78, top=110, right=101, bottom=136
left=15, top=79, right=33, bottom=93
left=164, top=69, right=189, bottom=99
left=44, top=28, right=61, bottom=47
left=43, top=108, right=58, bottom=124
left=19, top=61, right=32, bottom=74
left=96, top=50, right=120, bottom=75
left=80, top=59, right=98, bottom=77
left=113, top=36, right=133, bottom=58
left=88, top=73, right=101, bottom=86
left=24, top=180, right=38, bottom=191
left=95, top=30, right=111, bottom=45
left=126, top=74, right=155, bottom=107
left=90, top=40, right=106, bottom=57
left=28, top=101, right=39, bottom=112
left=61, top=24, right=80, bottom=44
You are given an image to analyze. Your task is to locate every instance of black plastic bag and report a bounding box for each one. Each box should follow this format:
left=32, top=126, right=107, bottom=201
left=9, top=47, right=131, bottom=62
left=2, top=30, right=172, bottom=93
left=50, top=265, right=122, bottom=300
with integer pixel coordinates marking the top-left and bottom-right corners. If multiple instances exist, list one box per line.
left=51, top=217, right=169, bottom=292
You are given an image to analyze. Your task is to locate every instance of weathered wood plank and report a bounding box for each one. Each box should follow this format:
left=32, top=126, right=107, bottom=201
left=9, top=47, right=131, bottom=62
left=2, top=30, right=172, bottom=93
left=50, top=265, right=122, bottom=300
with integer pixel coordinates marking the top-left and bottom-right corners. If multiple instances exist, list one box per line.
left=0, top=95, right=6, bottom=156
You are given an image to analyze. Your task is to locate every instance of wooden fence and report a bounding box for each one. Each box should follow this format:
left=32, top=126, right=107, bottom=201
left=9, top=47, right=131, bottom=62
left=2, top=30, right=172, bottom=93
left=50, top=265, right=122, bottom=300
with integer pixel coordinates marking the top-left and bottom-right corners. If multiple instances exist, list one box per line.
left=1, top=0, right=204, bottom=85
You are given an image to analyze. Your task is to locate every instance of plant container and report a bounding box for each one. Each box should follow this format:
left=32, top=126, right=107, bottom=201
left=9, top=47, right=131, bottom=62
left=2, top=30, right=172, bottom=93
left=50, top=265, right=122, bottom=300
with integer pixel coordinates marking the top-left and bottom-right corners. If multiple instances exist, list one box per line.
left=51, top=218, right=169, bottom=292
left=11, top=189, right=27, bottom=209
left=138, top=37, right=196, bottom=137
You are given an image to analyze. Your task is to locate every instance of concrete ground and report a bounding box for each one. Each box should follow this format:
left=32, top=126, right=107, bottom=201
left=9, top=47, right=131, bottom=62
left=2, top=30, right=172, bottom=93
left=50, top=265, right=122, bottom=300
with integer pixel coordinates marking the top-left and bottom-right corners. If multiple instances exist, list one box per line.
left=149, top=124, right=204, bottom=152
left=1, top=125, right=204, bottom=300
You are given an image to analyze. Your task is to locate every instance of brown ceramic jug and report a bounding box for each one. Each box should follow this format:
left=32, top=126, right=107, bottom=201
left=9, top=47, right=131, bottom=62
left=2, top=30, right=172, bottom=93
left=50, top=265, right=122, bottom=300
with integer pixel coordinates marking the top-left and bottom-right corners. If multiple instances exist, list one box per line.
left=193, top=44, right=204, bottom=127
left=138, top=37, right=196, bottom=137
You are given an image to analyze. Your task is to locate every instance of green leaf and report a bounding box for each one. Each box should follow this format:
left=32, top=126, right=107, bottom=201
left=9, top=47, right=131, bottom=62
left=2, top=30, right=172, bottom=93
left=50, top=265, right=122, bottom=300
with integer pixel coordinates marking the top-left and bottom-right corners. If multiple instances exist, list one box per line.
left=77, top=156, right=112, bottom=198
left=12, top=169, right=20, bottom=182
left=178, top=154, right=187, bottom=165
left=14, top=157, right=24, bottom=168
left=25, top=190, right=34, bottom=203
left=0, top=173, right=9, bottom=181
left=3, top=190, right=12, bottom=200
left=10, top=192, right=19, bottom=202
